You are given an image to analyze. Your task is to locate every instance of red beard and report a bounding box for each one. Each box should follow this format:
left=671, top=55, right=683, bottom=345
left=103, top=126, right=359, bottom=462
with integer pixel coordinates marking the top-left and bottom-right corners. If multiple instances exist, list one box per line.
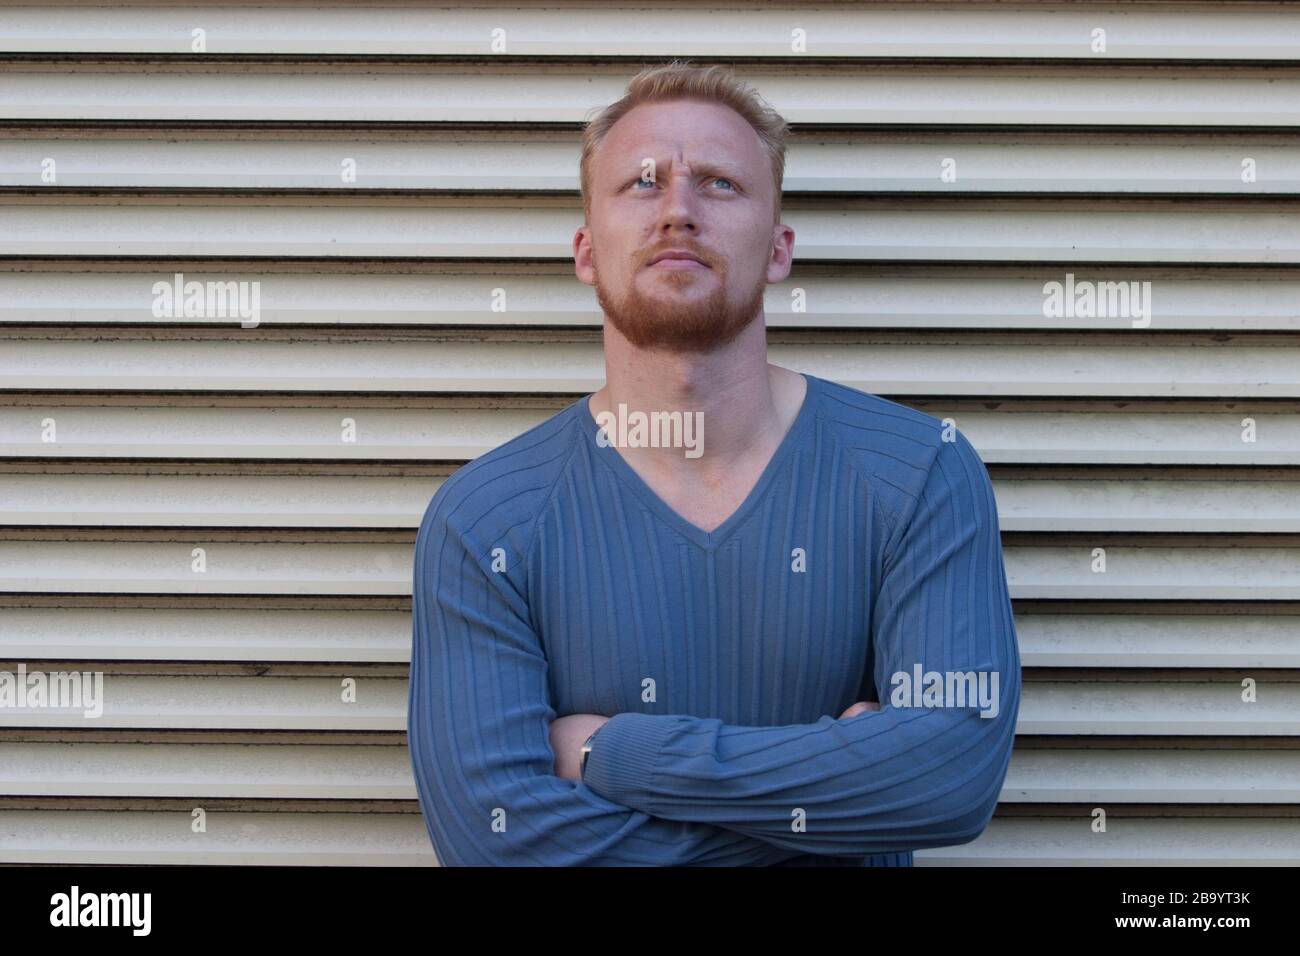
left=593, top=253, right=766, bottom=353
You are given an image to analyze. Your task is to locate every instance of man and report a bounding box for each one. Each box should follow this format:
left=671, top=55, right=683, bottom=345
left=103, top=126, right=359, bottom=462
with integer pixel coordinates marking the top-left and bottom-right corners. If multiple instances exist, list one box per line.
left=408, top=61, right=1020, bottom=866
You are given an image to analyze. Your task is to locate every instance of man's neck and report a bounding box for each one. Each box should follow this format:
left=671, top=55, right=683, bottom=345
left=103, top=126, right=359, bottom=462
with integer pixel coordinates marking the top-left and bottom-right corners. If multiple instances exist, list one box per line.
left=587, top=318, right=806, bottom=482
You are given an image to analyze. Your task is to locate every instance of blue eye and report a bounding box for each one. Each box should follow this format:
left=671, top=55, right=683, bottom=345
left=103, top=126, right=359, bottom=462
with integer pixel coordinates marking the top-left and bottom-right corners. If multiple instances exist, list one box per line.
left=711, top=177, right=735, bottom=190
left=631, top=176, right=656, bottom=190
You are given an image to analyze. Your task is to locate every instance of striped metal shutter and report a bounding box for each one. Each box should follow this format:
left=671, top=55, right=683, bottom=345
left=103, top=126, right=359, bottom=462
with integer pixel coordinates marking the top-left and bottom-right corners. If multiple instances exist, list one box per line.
left=2, top=2, right=1297, bottom=865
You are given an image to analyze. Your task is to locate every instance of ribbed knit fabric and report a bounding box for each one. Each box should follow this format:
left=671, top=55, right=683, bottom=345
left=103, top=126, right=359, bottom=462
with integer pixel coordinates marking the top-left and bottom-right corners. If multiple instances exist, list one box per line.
left=408, top=372, right=1021, bottom=866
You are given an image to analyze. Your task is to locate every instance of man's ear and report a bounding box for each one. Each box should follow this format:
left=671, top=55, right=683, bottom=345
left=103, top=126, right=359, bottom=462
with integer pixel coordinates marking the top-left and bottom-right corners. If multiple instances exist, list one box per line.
left=573, top=224, right=596, bottom=286
left=766, top=223, right=795, bottom=283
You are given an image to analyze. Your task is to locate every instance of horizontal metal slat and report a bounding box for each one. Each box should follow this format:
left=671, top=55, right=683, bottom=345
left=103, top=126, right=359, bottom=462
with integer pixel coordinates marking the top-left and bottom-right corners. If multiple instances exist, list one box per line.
left=0, top=540, right=416, bottom=596
left=0, top=809, right=435, bottom=865
left=1, top=540, right=1298, bottom=599
left=0, top=676, right=1294, bottom=733
left=2, top=606, right=1295, bottom=669
left=919, top=817, right=1300, bottom=865
left=1, top=742, right=1295, bottom=804
left=3, top=5, right=1297, bottom=60
left=4, top=337, right=1299, bottom=397
left=0, top=404, right=547, bottom=461
left=4, top=405, right=1297, bottom=464
left=1014, top=613, right=1300, bottom=669
left=4, top=474, right=1299, bottom=532
left=995, top=479, right=1300, bottom=532
left=3, top=270, right=1296, bottom=331
left=1004, top=748, right=1300, bottom=803
left=3, top=68, right=1298, bottom=126
left=1005, top=545, right=1300, bottom=601
left=4, top=202, right=1298, bottom=262
left=0, top=474, right=440, bottom=528
left=0, top=811, right=1294, bottom=865
left=0, top=606, right=410, bottom=662
left=0, top=741, right=414, bottom=798
left=0, top=675, right=407, bottom=729
left=1017, top=682, right=1300, bottom=735
left=4, top=134, right=1300, bottom=194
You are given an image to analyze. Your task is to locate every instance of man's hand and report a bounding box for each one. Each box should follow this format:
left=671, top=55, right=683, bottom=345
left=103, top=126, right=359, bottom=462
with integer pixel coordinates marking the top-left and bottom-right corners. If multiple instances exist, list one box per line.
left=839, top=701, right=881, bottom=719
left=550, top=713, right=611, bottom=781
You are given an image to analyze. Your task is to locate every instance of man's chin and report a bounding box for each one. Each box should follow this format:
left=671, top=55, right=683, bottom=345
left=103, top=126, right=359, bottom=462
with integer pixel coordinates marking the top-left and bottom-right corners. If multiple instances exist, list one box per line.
left=595, top=275, right=765, bottom=353
left=639, top=277, right=707, bottom=294
left=608, top=313, right=761, bottom=353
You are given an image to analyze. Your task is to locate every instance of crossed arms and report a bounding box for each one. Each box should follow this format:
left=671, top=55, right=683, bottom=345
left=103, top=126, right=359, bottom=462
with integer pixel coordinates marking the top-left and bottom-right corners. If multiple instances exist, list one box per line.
left=407, top=431, right=1021, bottom=866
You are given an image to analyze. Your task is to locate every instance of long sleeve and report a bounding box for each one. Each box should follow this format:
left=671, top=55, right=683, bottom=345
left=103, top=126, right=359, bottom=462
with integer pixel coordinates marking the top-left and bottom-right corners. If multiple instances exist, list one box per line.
left=407, top=477, right=809, bottom=866
left=579, top=429, right=1021, bottom=857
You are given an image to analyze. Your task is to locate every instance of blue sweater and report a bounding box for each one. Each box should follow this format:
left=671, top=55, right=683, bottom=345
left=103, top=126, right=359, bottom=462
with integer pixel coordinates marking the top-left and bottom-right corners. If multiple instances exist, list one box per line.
left=408, top=372, right=1020, bottom=866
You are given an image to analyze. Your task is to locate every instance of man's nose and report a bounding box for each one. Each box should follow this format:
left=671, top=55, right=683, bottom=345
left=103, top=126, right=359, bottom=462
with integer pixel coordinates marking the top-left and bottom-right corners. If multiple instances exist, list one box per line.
left=657, top=174, right=699, bottom=234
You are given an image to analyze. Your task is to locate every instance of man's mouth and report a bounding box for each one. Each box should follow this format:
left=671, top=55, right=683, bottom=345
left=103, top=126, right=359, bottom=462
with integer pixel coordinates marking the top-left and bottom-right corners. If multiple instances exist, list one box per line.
left=649, top=251, right=711, bottom=270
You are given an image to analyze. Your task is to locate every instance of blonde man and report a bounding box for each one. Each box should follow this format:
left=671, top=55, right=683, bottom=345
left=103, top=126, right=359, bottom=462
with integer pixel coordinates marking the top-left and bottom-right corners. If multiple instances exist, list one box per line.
left=409, top=61, right=1020, bottom=866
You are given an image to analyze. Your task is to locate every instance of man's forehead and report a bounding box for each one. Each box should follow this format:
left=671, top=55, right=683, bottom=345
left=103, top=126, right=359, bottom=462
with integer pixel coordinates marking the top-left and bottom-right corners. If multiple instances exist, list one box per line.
left=600, top=100, right=762, bottom=169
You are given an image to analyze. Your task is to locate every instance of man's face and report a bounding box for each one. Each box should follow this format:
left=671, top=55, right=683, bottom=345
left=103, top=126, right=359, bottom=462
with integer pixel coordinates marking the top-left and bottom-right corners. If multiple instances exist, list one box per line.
left=575, top=98, right=792, bottom=353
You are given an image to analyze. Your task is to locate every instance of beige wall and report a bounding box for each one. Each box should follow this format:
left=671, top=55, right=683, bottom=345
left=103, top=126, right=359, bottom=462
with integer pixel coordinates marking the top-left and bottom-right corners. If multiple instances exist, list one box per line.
left=1, top=1, right=1298, bottom=864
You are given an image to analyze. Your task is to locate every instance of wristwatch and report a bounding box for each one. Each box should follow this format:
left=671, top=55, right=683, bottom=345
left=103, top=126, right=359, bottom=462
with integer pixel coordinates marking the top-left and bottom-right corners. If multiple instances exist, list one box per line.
left=579, top=726, right=603, bottom=778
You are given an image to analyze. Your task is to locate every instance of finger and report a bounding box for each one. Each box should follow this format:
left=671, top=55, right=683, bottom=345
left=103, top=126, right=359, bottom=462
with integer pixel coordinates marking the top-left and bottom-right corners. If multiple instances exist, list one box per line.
left=843, top=701, right=882, bottom=718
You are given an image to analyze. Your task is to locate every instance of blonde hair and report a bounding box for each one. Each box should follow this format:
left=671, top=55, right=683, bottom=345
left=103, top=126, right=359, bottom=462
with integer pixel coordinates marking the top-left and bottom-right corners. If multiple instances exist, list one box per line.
left=579, top=60, right=790, bottom=225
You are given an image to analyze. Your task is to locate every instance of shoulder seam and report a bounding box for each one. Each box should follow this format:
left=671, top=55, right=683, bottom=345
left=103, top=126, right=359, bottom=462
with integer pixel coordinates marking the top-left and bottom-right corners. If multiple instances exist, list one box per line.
left=522, top=409, right=585, bottom=567
left=882, top=431, right=949, bottom=564
left=813, top=401, right=914, bottom=546
left=519, top=412, right=584, bottom=638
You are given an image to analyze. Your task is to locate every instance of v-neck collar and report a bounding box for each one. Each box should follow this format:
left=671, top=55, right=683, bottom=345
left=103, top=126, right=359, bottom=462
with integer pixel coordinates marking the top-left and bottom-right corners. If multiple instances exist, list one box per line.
left=579, top=372, right=820, bottom=552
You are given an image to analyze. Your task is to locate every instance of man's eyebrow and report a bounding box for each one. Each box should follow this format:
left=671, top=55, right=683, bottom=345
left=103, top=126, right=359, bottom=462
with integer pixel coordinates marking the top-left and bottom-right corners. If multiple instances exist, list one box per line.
left=618, top=157, right=749, bottom=181
left=692, top=162, right=748, bottom=180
